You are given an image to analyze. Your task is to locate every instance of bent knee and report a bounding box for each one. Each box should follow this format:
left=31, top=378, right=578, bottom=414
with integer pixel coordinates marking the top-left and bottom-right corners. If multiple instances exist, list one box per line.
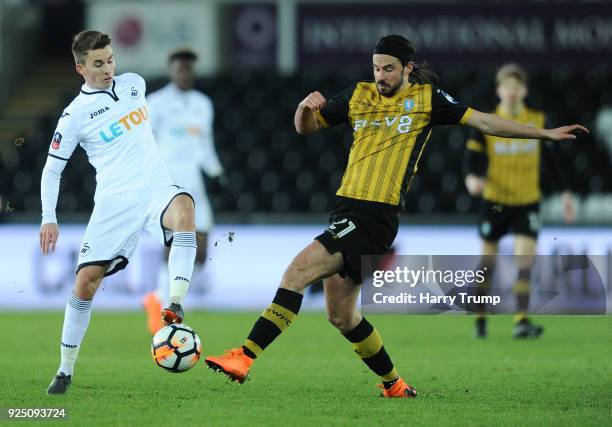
left=172, top=196, right=196, bottom=231
left=327, top=314, right=359, bottom=334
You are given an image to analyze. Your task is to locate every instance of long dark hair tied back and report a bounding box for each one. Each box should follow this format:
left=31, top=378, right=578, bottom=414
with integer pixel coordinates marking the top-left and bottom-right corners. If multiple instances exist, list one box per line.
left=399, top=36, right=437, bottom=84
left=404, top=60, right=438, bottom=85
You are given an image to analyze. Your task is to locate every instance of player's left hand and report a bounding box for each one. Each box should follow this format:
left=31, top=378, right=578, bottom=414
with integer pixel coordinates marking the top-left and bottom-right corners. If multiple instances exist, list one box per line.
left=562, top=191, right=576, bottom=223
left=543, top=124, right=589, bottom=141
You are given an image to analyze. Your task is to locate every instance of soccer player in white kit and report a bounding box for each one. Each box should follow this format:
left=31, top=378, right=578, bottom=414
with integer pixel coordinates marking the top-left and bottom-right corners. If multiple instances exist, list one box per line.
left=142, top=48, right=225, bottom=334
left=40, top=31, right=198, bottom=394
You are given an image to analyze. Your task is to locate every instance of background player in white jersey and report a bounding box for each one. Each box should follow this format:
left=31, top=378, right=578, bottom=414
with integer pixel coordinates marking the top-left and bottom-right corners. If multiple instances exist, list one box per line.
left=143, top=48, right=225, bottom=334
left=40, top=31, right=198, bottom=395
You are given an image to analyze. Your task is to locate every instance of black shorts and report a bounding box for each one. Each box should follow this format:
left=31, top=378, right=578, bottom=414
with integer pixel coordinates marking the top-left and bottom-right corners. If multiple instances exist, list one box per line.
left=315, top=196, right=399, bottom=284
left=478, top=200, right=540, bottom=242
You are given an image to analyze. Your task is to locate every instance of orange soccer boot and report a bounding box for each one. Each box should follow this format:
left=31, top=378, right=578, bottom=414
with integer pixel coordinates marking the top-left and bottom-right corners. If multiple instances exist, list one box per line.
left=143, top=292, right=163, bottom=334
left=377, top=377, right=418, bottom=398
left=205, top=347, right=254, bottom=384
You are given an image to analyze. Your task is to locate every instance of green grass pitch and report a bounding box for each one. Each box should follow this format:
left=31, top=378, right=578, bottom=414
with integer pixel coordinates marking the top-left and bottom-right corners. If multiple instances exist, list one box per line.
left=1, top=312, right=610, bottom=426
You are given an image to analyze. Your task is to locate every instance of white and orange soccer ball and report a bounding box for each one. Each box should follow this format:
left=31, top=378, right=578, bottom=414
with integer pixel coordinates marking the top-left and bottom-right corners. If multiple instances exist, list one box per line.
left=151, top=324, right=202, bottom=373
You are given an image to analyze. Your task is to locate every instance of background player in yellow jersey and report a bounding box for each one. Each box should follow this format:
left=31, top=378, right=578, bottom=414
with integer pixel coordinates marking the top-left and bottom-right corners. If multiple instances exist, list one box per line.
left=205, top=35, right=587, bottom=398
left=464, top=64, right=576, bottom=339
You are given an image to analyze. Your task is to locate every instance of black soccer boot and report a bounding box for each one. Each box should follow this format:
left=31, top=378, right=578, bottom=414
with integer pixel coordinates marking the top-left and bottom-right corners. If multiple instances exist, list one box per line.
left=47, top=372, right=72, bottom=395
left=513, top=318, right=543, bottom=339
left=475, top=316, right=487, bottom=338
left=161, top=303, right=184, bottom=326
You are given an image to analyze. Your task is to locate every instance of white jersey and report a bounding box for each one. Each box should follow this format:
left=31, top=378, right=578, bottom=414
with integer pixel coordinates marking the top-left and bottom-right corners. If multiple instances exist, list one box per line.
left=48, top=73, right=172, bottom=198
left=146, top=83, right=223, bottom=194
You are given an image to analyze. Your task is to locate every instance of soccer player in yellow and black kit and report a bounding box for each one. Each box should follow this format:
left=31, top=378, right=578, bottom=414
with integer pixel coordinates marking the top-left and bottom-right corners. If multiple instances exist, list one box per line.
left=464, top=64, right=576, bottom=339
left=205, top=35, right=587, bottom=397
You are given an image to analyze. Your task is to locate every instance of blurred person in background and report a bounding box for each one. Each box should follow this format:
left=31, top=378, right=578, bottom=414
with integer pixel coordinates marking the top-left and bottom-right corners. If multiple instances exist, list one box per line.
left=594, top=104, right=612, bottom=157
left=463, top=63, right=576, bottom=339
left=41, top=31, right=198, bottom=394
left=204, top=35, right=587, bottom=398
left=143, top=48, right=225, bottom=334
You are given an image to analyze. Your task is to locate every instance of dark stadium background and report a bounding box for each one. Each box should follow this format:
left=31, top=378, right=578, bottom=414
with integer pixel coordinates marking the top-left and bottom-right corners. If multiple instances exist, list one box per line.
left=1, top=0, right=610, bottom=224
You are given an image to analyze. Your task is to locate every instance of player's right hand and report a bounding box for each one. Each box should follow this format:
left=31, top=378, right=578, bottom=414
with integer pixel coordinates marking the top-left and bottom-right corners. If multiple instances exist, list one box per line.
left=543, top=124, right=589, bottom=141
left=465, top=174, right=486, bottom=196
left=40, top=223, right=59, bottom=255
left=298, top=91, right=326, bottom=112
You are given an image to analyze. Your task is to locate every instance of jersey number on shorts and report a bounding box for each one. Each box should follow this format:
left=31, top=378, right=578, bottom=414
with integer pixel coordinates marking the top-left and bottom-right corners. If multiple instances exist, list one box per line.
left=328, top=218, right=356, bottom=239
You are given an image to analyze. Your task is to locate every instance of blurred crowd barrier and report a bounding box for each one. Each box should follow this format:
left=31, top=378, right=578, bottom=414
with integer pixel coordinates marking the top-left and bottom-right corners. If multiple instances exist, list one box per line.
left=0, top=223, right=610, bottom=311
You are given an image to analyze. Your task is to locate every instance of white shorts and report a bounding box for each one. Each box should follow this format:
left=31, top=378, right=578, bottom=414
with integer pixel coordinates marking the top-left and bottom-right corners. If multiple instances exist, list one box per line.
left=76, top=185, right=194, bottom=277
left=191, top=187, right=214, bottom=233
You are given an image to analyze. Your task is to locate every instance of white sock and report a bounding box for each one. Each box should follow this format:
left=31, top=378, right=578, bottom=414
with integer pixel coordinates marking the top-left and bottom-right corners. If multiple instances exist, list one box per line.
left=168, top=232, right=197, bottom=305
left=155, top=264, right=169, bottom=307
left=58, top=293, right=92, bottom=376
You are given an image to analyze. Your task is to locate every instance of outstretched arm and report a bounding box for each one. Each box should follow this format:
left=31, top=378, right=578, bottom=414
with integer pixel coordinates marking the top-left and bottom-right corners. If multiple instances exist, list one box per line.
left=466, top=110, right=589, bottom=141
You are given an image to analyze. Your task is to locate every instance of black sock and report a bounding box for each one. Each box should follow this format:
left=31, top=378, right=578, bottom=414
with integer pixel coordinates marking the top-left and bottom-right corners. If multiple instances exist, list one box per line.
left=382, top=376, right=400, bottom=389
left=514, top=267, right=531, bottom=321
left=473, top=257, right=495, bottom=314
left=242, top=288, right=303, bottom=359
left=343, top=317, right=399, bottom=382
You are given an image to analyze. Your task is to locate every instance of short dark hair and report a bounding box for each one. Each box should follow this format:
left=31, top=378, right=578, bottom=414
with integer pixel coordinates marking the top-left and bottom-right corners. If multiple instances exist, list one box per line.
left=168, top=48, right=198, bottom=64
left=71, top=30, right=112, bottom=64
left=496, top=63, right=528, bottom=86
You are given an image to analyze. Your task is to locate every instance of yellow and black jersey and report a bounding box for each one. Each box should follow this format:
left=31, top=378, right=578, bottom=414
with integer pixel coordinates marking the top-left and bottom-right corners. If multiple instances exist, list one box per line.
left=464, top=106, right=568, bottom=206
left=314, top=81, right=473, bottom=206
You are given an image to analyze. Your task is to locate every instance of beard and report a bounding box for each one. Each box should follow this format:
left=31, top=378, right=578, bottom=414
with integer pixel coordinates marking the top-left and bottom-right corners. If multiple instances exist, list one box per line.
left=376, top=79, right=403, bottom=97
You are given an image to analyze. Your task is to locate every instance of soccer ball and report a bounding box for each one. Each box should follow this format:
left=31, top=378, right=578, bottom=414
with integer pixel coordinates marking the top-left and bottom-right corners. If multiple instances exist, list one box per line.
left=151, top=323, right=202, bottom=373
